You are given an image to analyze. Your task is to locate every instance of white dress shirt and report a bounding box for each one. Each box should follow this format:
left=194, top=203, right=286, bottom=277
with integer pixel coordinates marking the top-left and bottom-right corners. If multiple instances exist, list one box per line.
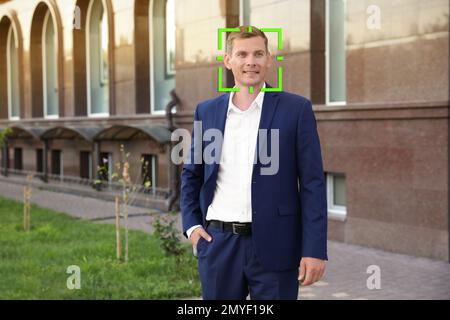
left=187, top=83, right=266, bottom=238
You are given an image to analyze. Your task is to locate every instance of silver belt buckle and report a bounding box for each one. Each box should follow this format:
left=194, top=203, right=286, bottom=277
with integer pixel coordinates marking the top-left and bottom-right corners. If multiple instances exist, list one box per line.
left=232, top=223, right=247, bottom=234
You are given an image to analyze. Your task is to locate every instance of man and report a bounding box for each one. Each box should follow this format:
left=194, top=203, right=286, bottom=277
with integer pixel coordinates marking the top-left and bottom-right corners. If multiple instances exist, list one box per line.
left=180, top=26, right=327, bottom=300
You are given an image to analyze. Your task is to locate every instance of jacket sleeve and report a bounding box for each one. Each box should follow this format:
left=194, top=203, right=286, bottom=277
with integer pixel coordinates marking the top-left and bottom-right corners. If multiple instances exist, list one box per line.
left=180, top=106, right=204, bottom=238
left=296, top=99, right=328, bottom=260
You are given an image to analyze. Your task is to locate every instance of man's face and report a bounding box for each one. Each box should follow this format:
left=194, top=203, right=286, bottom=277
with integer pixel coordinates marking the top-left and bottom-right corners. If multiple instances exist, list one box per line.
left=224, top=36, right=273, bottom=88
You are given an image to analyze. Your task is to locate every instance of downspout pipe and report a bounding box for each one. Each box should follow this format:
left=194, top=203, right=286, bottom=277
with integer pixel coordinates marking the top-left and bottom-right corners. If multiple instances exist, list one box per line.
left=165, top=89, right=181, bottom=211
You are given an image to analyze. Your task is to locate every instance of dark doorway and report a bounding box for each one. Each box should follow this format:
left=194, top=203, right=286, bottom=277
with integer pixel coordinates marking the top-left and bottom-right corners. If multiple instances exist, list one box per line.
left=36, top=149, right=43, bottom=173
left=99, top=152, right=111, bottom=182
left=80, top=151, right=91, bottom=179
left=51, top=149, right=62, bottom=175
left=14, top=148, right=22, bottom=170
left=141, top=154, right=156, bottom=189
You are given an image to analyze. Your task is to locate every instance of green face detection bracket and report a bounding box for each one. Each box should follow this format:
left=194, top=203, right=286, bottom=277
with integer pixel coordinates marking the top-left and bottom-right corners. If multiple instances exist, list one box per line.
left=217, top=26, right=284, bottom=93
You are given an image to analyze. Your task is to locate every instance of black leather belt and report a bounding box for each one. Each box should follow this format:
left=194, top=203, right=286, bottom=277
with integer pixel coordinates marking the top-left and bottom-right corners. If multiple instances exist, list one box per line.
left=208, top=220, right=252, bottom=236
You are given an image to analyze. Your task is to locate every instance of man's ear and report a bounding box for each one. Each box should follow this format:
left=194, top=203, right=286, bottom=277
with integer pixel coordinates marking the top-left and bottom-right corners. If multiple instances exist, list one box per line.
left=224, top=53, right=232, bottom=70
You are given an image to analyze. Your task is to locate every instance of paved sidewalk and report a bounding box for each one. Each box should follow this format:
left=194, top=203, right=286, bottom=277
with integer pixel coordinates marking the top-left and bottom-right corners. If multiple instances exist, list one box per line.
left=1, top=180, right=449, bottom=300
left=0, top=179, right=176, bottom=235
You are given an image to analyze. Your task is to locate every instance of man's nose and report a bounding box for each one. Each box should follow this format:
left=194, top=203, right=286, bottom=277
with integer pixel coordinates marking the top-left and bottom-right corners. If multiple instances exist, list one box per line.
left=245, top=55, right=256, bottom=66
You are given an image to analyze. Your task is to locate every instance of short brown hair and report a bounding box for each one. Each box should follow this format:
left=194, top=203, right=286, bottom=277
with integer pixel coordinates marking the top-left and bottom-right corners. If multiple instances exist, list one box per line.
left=226, top=25, right=269, bottom=55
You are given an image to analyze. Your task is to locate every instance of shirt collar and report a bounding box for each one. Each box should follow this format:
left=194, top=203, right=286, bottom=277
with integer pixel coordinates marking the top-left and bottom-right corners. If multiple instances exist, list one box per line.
left=227, top=82, right=266, bottom=115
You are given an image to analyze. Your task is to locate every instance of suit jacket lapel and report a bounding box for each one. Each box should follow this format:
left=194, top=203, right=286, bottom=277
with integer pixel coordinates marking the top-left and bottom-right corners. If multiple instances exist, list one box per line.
left=258, top=91, right=280, bottom=136
left=204, top=93, right=229, bottom=184
left=254, top=87, right=280, bottom=170
left=214, top=93, right=229, bottom=137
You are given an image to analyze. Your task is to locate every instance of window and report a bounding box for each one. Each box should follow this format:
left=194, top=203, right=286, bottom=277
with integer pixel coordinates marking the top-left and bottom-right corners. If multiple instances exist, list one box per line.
left=7, top=26, right=20, bottom=120
left=239, top=0, right=250, bottom=25
left=141, top=154, right=157, bottom=192
left=326, top=0, right=346, bottom=105
left=99, top=11, right=108, bottom=87
left=80, top=151, right=92, bottom=179
left=151, top=0, right=175, bottom=113
left=14, top=148, right=22, bottom=170
left=51, top=149, right=62, bottom=177
left=42, top=11, right=59, bottom=118
left=327, top=173, right=347, bottom=220
left=165, top=0, right=175, bottom=76
left=87, top=0, right=109, bottom=116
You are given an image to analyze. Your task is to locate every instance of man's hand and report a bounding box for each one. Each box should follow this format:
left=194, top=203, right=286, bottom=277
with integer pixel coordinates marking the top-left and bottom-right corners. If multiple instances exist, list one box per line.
left=298, top=257, right=326, bottom=286
left=190, top=227, right=212, bottom=247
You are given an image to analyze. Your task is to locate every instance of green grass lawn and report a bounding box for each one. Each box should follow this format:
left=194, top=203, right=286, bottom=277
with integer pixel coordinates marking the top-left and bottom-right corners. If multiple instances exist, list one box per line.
left=0, top=196, right=201, bottom=299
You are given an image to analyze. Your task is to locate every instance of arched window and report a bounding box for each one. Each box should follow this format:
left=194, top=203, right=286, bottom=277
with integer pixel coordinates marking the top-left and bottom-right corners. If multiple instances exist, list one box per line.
left=42, top=10, right=58, bottom=118
left=7, top=26, right=20, bottom=119
left=150, top=0, right=175, bottom=113
left=87, top=0, right=109, bottom=116
left=30, top=2, right=63, bottom=118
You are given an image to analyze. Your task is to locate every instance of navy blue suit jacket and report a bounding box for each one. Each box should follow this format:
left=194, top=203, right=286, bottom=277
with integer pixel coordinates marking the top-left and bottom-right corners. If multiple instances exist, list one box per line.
left=180, top=86, right=328, bottom=271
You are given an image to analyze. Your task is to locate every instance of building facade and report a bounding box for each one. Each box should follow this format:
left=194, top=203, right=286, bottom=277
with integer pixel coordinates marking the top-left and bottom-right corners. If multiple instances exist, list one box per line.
left=0, top=0, right=448, bottom=262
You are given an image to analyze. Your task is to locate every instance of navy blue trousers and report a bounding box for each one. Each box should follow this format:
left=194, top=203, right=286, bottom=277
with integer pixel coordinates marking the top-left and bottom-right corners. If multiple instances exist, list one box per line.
left=196, top=223, right=299, bottom=300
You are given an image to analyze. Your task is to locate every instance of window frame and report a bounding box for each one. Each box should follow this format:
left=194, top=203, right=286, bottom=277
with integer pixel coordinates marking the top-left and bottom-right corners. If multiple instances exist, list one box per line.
left=165, top=0, right=176, bottom=77
left=99, top=5, right=109, bottom=87
left=42, top=10, right=59, bottom=119
left=86, top=0, right=109, bottom=118
left=6, top=26, right=20, bottom=120
left=149, top=0, right=175, bottom=115
left=327, top=172, right=347, bottom=221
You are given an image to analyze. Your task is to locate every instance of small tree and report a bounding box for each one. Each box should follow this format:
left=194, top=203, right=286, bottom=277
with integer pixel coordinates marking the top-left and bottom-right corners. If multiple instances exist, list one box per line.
left=23, top=174, right=33, bottom=232
left=96, top=144, right=151, bottom=263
